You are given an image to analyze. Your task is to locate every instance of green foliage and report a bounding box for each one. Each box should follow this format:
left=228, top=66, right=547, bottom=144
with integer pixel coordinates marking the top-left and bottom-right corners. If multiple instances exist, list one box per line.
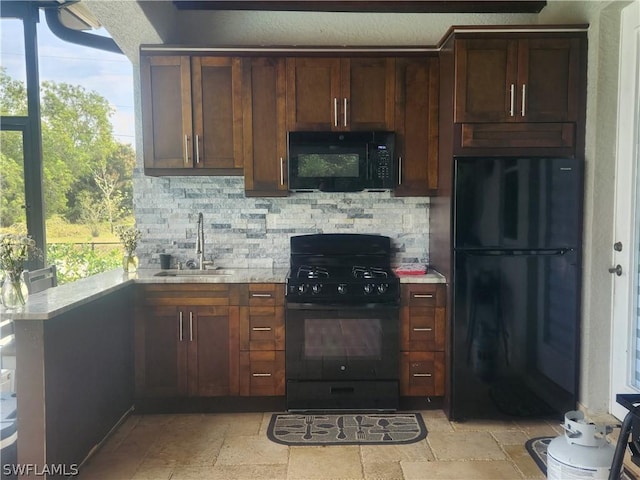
left=0, top=68, right=27, bottom=115
left=0, top=69, right=135, bottom=230
left=0, top=151, right=25, bottom=227
left=47, top=243, right=121, bottom=284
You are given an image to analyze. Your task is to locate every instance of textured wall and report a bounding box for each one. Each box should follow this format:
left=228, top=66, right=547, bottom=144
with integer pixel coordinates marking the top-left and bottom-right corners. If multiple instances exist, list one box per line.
left=134, top=173, right=430, bottom=270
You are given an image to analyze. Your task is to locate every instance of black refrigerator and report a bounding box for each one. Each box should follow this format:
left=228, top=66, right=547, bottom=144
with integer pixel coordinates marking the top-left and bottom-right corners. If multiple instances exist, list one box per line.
left=451, top=157, right=582, bottom=420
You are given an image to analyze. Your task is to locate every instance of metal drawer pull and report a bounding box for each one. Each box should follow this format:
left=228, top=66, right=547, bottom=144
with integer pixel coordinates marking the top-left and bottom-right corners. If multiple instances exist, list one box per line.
left=343, top=97, right=348, bottom=127
left=413, top=327, right=433, bottom=332
left=413, top=294, right=433, bottom=299
left=509, top=84, right=515, bottom=117
left=280, top=157, right=284, bottom=186
left=334, top=98, right=338, bottom=127
left=413, top=373, right=432, bottom=377
left=252, top=373, right=272, bottom=377
left=189, top=312, right=193, bottom=341
left=179, top=312, right=184, bottom=341
left=252, top=327, right=272, bottom=331
left=195, top=134, right=200, bottom=164
left=184, top=134, right=190, bottom=165
left=398, top=156, right=403, bottom=185
left=521, top=84, right=527, bottom=116
left=251, top=293, right=273, bottom=298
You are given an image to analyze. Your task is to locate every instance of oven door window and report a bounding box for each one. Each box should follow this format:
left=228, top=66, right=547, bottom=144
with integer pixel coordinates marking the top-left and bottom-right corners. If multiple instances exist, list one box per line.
left=304, top=318, right=382, bottom=360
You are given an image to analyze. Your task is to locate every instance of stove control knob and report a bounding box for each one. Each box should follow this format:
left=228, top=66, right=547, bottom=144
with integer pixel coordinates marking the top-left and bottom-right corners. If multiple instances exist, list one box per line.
left=364, top=284, right=375, bottom=295
left=298, top=284, right=308, bottom=294
left=312, top=284, right=322, bottom=294
left=377, top=283, right=388, bottom=294
left=337, top=284, right=347, bottom=295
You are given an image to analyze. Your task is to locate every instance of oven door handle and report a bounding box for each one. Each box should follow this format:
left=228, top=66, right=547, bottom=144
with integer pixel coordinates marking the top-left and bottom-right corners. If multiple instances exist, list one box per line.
left=285, top=302, right=399, bottom=311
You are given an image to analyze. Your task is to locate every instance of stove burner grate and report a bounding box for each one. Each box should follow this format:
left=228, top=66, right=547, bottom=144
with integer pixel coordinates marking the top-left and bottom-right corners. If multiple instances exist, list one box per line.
left=297, top=265, right=329, bottom=279
left=352, top=266, right=389, bottom=279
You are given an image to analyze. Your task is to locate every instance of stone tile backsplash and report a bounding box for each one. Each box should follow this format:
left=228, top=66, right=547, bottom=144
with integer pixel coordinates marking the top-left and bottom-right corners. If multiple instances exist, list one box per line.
left=134, top=173, right=430, bottom=270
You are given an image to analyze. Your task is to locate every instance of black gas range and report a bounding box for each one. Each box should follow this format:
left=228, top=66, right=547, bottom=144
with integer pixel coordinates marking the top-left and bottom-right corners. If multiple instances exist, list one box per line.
left=285, top=233, right=400, bottom=305
left=285, top=234, right=400, bottom=411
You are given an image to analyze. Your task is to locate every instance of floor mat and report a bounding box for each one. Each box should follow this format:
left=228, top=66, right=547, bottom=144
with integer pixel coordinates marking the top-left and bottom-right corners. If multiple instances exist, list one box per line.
left=267, top=412, right=427, bottom=446
left=525, top=436, right=636, bottom=479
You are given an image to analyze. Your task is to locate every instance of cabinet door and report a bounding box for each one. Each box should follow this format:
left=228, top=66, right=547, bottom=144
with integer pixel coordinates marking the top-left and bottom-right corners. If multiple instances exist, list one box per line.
left=342, top=58, right=395, bottom=131
left=454, top=39, right=518, bottom=123
left=141, top=55, right=193, bottom=168
left=189, top=305, right=240, bottom=396
left=135, top=305, right=188, bottom=397
left=400, top=352, right=445, bottom=396
left=286, top=58, right=341, bottom=131
left=192, top=57, right=244, bottom=171
left=517, top=38, right=581, bottom=122
left=394, top=57, right=439, bottom=196
left=243, top=58, right=288, bottom=196
left=239, top=351, right=285, bottom=396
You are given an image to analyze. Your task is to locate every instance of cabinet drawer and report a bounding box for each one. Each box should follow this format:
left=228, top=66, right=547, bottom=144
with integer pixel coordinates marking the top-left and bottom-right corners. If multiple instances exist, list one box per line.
left=239, top=351, right=285, bottom=396
left=248, top=284, right=285, bottom=307
left=401, top=284, right=445, bottom=307
left=401, top=306, right=445, bottom=351
left=239, top=306, right=285, bottom=351
left=400, top=352, right=445, bottom=397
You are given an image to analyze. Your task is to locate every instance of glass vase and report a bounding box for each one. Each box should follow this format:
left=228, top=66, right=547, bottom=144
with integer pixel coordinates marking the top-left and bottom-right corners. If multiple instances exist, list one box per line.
left=123, top=252, right=139, bottom=273
left=1, top=271, right=28, bottom=309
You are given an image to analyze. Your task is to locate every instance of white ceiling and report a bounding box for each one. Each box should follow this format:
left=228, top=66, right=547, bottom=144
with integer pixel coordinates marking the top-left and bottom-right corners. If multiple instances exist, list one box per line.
left=84, top=0, right=605, bottom=64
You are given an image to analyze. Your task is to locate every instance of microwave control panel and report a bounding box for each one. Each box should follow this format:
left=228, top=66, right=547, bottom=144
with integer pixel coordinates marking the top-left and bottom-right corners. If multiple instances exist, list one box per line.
left=369, top=145, right=395, bottom=188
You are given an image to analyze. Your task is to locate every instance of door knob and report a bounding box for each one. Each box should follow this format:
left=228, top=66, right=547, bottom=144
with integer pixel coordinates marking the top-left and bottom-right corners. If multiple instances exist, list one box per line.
left=614, top=242, right=623, bottom=252
left=609, top=265, right=623, bottom=276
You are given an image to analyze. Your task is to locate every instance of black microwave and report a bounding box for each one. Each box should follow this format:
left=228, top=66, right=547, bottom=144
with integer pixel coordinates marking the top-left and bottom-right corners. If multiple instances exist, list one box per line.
left=287, top=131, right=396, bottom=192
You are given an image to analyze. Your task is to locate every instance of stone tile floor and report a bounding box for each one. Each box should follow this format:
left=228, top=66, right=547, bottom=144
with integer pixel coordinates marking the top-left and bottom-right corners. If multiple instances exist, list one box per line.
left=78, top=409, right=627, bottom=480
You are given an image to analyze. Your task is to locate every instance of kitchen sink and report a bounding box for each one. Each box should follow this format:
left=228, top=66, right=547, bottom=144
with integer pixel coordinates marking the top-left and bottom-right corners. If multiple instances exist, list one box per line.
left=154, top=269, right=235, bottom=277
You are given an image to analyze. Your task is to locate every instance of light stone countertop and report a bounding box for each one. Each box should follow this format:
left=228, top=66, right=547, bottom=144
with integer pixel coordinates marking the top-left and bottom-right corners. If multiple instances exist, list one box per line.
left=1, top=266, right=446, bottom=321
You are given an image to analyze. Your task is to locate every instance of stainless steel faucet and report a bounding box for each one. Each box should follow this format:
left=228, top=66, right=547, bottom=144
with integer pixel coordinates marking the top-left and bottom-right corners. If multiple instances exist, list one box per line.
left=195, top=212, right=213, bottom=270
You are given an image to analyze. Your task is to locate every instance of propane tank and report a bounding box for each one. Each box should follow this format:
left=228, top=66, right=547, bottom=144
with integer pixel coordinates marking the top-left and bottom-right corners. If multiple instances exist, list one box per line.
left=547, top=410, right=617, bottom=480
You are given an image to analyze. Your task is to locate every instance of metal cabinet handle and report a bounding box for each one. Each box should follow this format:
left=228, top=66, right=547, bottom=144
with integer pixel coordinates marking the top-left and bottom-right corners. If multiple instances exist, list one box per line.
left=413, top=327, right=433, bottom=332
left=343, top=98, right=348, bottom=127
left=413, top=294, right=433, bottom=299
left=184, top=135, right=190, bottom=165
left=179, top=312, right=184, bottom=341
left=509, top=84, right=515, bottom=117
left=413, top=373, right=432, bottom=378
left=334, top=98, right=338, bottom=127
left=189, top=311, right=193, bottom=341
left=521, top=84, right=526, bottom=117
left=252, top=373, right=272, bottom=377
left=251, top=293, right=273, bottom=298
left=252, top=327, right=272, bottom=331
left=280, top=157, right=284, bottom=186
left=195, top=134, right=200, bottom=164
left=398, top=156, right=403, bottom=185
left=609, top=265, right=623, bottom=276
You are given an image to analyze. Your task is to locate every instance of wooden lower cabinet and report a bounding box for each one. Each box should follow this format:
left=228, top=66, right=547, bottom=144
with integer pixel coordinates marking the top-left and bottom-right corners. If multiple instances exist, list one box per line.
left=399, top=283, right=447, bottom=397
left=239, top=284, right=286, bottom=396
left=239, top=351, right=285, bottom=396
left=134, top=284, right=243, bottom=398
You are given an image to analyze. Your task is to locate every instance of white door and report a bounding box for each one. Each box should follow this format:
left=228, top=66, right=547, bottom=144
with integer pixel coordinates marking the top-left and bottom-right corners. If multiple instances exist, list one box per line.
left=610, top=0, right=640, bottom=421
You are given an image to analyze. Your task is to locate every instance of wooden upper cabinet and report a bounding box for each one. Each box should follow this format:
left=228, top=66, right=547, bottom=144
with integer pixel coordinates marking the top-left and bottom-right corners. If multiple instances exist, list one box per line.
left=243, top=57, right=288, bottom=196
left=286, top=57, right=395, bottom=131
left=394, top=57, right=439, bottom=197
left=141, top=56, right=193, bottom=169
left=454, top=37, right=582, bottom=123
left=192, top=57, right=244, bottom=170
left=141, top=54, right=243, bottom=173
